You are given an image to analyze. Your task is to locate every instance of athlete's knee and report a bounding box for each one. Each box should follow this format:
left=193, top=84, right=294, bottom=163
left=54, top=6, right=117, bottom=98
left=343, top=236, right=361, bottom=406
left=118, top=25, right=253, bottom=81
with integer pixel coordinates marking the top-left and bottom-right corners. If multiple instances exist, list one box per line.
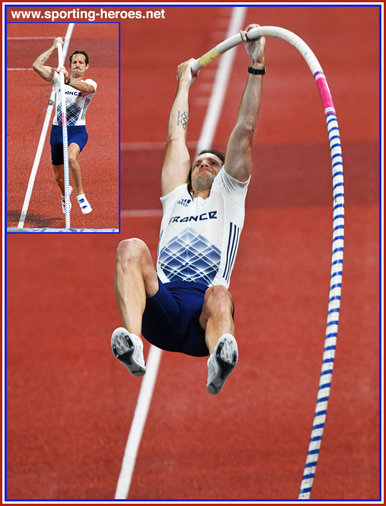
left=68, top=153, right=78, bottom=167
left=204, top=285, right=233, bottom=314
left=116, top=238, right=149, bottom=269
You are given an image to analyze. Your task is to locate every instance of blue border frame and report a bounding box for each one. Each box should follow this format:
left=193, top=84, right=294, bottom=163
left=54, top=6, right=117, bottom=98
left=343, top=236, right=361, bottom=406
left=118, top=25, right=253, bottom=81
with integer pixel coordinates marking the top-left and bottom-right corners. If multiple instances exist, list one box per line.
left=378, top=3, right=384, bottom=504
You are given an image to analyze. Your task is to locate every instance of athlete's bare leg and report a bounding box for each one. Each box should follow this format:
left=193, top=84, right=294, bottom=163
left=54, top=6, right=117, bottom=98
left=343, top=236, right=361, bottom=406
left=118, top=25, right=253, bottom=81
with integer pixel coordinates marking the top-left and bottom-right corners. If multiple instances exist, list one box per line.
left=52, top=163, right=65, bottom=195
left=115, top=238, right=159, bottom=336
left=199, top=285, right=235, bottom=354
left=52, top=142, right=86, bottom=196
left=68, top=142, right=84, bottom=196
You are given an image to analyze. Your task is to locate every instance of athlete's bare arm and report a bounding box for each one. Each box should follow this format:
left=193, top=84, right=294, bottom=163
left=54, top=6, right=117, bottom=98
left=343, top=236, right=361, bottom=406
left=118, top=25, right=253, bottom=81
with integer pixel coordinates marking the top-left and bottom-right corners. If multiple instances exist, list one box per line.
left=161, top=58, right=197, bottom=197
left=224, top=24, right=266, bottom=182
left=32, top=37, right=63, bottom=82
left=60, top=70, right=95, bottom=94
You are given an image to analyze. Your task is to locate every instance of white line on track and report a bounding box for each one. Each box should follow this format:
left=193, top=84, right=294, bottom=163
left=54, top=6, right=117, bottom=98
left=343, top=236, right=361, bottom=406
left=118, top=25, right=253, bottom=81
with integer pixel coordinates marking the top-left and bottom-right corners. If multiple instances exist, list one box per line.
left=121, top=209, right=162, bottom=218
left=16, top=23, right=74, bottom=229
left=197, top=7, right=246, bottom=152
left=113, top=5, right=247, bottom=500
left=7, top=36, right=66, bottom=39
left=114, top=345, right=163, bottom=499
left=121, top=140, right=197, bottom=151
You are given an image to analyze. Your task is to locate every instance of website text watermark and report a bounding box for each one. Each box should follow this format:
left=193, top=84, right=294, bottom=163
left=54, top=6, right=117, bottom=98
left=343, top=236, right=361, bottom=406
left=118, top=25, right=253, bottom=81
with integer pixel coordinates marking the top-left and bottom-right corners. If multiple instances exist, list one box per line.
left=9, top=8, right=166, bottom=22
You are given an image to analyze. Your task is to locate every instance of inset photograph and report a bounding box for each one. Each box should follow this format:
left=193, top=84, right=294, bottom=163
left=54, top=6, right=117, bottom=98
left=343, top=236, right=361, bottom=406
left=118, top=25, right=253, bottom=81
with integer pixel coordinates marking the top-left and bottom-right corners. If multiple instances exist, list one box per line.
left=6, top=22, right=119, bottom=232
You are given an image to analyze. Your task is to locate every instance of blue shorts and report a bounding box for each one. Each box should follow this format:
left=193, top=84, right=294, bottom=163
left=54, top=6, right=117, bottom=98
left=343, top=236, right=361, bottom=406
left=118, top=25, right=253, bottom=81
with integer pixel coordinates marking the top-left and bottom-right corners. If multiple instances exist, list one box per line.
left=142, top=279, right=209, bottom=357
left=50, top=125, right=88, bottom=165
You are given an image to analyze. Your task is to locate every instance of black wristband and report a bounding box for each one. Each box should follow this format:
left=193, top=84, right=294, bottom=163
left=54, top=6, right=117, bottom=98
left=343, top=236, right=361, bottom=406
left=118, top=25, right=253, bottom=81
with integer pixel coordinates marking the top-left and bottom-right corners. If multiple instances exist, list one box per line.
left=65, top=77, right=71, bottom=85
left=248, top=66, right=266, bottom=75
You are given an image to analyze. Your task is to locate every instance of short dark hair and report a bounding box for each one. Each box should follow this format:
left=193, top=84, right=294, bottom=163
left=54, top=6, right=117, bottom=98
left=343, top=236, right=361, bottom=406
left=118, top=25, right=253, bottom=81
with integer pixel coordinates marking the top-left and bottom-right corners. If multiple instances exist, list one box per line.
left=188, top=149, right=226, bottom=190
left=69, top=50, right=89, bottom=66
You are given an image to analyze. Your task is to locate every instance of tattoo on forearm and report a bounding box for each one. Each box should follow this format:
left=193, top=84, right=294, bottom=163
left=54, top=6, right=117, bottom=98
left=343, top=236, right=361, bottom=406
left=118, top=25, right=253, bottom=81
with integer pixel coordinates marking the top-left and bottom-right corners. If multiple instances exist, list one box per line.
left=41, top=57, right=47, bottom=63
left=177, top=110, right=188, bottom=129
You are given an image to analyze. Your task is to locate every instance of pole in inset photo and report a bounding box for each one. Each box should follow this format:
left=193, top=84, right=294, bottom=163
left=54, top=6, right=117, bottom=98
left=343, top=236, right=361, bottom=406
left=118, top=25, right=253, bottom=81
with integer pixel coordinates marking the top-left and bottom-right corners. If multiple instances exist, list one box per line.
left=56, top=41, right=71, bottom=229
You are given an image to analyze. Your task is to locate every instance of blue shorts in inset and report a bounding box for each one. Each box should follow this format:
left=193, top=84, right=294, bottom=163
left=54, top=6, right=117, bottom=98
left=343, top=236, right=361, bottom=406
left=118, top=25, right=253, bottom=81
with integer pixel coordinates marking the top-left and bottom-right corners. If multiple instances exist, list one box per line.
left=142, top=279, right=209, bottom=357
left=50, top=125, right=88, bottom=165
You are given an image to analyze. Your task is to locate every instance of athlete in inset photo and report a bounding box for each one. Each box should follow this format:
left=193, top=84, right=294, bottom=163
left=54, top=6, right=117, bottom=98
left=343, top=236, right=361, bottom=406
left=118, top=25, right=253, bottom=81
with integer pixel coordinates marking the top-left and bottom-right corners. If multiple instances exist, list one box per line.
left=111, top=24, right=265, bottom=394
left=32, top=37, right=97, bottom=215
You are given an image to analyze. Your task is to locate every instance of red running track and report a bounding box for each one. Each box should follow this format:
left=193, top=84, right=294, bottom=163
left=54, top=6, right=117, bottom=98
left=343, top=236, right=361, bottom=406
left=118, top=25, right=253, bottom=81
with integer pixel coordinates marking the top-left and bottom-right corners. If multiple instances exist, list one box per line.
left=5, top=5, right=381, bottom=501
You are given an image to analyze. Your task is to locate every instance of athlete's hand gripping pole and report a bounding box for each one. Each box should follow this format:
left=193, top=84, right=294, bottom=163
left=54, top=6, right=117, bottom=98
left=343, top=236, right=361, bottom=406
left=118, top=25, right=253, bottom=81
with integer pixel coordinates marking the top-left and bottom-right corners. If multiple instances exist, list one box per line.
left=56, top=41, right=71, bottom=228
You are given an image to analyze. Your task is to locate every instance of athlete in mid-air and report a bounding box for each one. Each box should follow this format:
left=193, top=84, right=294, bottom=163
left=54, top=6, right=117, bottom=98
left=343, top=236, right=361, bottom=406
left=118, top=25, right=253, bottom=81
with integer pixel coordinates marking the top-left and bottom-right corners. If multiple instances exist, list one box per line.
left=33, top=37, right=96, bottom=215
left=111, top=24, right=265, bottom=394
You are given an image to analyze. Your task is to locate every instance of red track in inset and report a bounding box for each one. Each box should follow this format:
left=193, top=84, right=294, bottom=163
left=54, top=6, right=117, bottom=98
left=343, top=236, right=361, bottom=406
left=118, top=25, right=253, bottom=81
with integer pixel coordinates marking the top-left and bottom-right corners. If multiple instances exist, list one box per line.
left=5, top=5, right=380, bottom=501
left=6, top=22, right=119, bottom=230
